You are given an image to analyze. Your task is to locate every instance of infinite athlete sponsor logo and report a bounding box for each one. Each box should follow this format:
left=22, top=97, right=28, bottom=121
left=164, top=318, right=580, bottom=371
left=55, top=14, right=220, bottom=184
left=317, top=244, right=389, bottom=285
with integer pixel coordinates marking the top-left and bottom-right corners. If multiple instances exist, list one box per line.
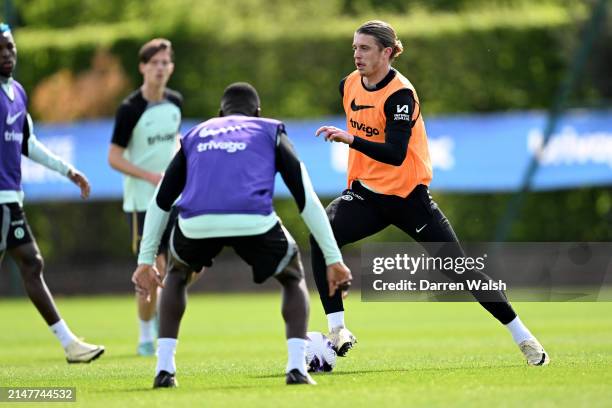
left=349, top=118, right=379, bottom=137
left=147, top=133, right=175, bottom=145
left=197, top=140, right=246, bottom=153
left=350, top=99, right=374, bottom=111
left=397, top=105, right=410, bottom=113
left=394, top=113, right=412, bottom=121
left=394, top=105, right=412, bottom=121
left=6, top=111, right=23, bottom=125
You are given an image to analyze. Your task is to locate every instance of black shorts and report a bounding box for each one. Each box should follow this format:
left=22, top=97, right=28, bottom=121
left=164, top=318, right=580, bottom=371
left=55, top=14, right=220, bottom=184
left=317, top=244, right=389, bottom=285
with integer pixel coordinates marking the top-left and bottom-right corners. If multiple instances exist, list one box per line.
left=0, top=202, right=34, bottom=252
left=126, top=207, right=178, bottom=256
left=326, top=181, right=459, bottom=247
left=169, top=221, right=301, bottom=284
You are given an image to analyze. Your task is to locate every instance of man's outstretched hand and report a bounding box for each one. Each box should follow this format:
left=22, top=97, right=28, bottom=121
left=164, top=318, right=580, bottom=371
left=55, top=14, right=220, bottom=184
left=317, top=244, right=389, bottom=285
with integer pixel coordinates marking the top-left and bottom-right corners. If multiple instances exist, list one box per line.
left=316, top=125, right=354, bottom=145
left=132, top=264, right=164, bottom=302
left=67, top=169, right=91, bottom=199
left=326, top=262, right=352, bottom=297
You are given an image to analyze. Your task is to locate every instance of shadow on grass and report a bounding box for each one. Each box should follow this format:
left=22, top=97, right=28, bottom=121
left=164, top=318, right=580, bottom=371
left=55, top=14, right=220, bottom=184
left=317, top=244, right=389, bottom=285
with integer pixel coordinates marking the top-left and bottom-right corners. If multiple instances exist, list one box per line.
left=34, top=351, right=150, bottom=365
left=252, top=363, right=524, bottom=379
left=91, top=363, right=530, bottom=394
left=116, top=383, right=277, bottom=393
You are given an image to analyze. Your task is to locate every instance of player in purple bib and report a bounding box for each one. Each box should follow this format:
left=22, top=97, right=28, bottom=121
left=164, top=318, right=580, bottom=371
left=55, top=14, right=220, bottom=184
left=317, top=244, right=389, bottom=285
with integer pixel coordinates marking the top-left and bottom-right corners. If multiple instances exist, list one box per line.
left=132, top=83, right=352, bottom=387
left=0, top=23, right=104, bottom=363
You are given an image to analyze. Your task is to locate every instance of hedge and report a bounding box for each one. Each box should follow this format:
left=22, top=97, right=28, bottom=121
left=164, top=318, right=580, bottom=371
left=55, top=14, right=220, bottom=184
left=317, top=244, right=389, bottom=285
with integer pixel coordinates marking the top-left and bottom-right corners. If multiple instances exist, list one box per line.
left=11, top=4, right=606, bottom=122
left=22, top=187, right=612, bottom=264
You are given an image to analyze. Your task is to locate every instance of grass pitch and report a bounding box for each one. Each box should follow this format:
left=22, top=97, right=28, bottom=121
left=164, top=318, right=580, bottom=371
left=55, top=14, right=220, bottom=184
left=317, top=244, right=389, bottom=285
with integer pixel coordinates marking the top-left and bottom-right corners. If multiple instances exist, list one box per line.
left=1, top=293, right=611, bottom=407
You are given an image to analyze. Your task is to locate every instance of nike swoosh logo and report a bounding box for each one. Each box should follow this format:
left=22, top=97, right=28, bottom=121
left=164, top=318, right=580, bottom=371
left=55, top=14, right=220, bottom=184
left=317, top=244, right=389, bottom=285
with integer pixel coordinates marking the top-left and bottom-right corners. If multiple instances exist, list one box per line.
left=350, top=99, right=374, bottom=111
left=6, top=111, right=23, bottom=125
left=416, top=224, right=427, bottom=233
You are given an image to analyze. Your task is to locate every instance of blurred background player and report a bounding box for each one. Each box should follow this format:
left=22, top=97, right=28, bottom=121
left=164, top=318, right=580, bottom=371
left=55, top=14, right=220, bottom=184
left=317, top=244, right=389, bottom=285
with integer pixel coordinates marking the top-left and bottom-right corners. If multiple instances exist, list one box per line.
left=0, top=23, right=104, bottom=363
left=312, top=20, right=549, bottom=366
left=132, top=82, right=352, bottom=387
left=108, top=38, right=183, bottom=356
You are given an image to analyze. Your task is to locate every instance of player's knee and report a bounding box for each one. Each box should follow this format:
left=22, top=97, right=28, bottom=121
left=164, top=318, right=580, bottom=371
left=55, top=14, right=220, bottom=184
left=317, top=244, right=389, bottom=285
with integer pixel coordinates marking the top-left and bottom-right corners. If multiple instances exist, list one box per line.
left=166, top=265, right=192, bottom=286
left=20, top=253, right=44, bottom=281
left=275, top=253, right=304, bottom=285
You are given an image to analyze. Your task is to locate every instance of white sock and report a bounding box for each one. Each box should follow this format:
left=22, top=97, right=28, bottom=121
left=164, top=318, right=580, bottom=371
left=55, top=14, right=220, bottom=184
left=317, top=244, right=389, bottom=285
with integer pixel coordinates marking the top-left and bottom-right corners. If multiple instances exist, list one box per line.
left=50, top=319, right=78, bottom=348
left=286, top=338, right=307, bottom=375
left=139, top=318, right=155, bottom=343
left=327, top=311, right=345, bottom=332
left=505, top=316, right=535, bottom=345
left=156, top=338, right=177, bottom=375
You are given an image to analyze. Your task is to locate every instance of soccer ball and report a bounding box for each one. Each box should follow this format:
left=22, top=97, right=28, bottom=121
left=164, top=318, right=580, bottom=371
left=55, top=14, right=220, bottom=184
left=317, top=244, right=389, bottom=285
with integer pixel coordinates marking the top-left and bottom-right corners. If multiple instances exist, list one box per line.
left=305, top=331, right=337, bottom=372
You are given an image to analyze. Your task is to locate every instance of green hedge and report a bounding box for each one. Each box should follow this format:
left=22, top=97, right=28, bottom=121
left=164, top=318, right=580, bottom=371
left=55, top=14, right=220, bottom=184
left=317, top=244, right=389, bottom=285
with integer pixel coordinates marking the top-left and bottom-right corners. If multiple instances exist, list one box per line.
left=23, top=187, right=612, bottom=264
left=12, top=0, right=586, bottom=29
left=11, top=4, right=603, bottom=121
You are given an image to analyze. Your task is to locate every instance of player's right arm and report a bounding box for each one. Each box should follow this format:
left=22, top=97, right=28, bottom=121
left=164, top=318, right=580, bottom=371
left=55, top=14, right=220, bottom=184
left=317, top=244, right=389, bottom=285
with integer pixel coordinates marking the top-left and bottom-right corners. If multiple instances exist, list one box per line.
left=137, top=148, right=186, bottom=266
left=108, top=103, right=162, bottom=186
left=275, top=129, right=352, bottom=295
left=317, top=89, right=415, bottom=166
left=132, top=148, right=186, bottom=299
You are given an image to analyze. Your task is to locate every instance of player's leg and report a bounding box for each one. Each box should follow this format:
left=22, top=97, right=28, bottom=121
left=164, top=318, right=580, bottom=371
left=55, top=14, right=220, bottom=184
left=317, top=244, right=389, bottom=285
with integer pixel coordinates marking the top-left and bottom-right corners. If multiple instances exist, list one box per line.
left=234, top=223, right=314, bottom=385
left=310, top=185, right=388, bottom=354
left=275, top=254, right=314, bottom=385
left=10, top=241, right=59, bottom=324
left=2, top=203, right=103, bottom=363
left=154, top=225, right=221, bottom=388
left=391, top=185, right=516, bottom=320
left=154, top=255, right=190, bottom=388
left=310, top=186, right=387, bottom=319
left=140, top=207, right=186, bottom=356
left=393, top=185, right=549, bottom=365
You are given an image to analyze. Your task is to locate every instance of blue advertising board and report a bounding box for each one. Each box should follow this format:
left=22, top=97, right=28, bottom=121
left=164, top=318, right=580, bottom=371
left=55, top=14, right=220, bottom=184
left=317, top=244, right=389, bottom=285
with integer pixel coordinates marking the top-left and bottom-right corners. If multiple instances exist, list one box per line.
left=20, top=110, right=612, bottom=201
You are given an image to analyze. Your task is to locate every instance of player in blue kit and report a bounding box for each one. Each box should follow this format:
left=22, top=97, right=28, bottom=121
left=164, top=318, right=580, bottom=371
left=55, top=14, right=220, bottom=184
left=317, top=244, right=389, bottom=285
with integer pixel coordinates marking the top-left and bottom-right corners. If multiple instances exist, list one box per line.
left=0, top=23, right=104, bottom=363
left=132, top=82, right=352, bottom=387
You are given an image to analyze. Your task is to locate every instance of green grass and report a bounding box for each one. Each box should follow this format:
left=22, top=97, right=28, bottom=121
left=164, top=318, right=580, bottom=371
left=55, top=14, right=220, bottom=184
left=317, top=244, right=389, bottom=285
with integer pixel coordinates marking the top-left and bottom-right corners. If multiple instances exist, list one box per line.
left=0, top=294, right=611, bottom=407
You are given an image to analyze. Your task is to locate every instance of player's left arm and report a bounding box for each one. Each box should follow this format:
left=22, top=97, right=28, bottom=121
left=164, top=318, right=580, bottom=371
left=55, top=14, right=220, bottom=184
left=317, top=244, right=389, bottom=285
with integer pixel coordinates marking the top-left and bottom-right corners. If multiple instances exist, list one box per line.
left=316, top=89, right=415, bottom=166
left=21, top=114, right=90, bottom=199
left=137, top=147, right=186, bottom=267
